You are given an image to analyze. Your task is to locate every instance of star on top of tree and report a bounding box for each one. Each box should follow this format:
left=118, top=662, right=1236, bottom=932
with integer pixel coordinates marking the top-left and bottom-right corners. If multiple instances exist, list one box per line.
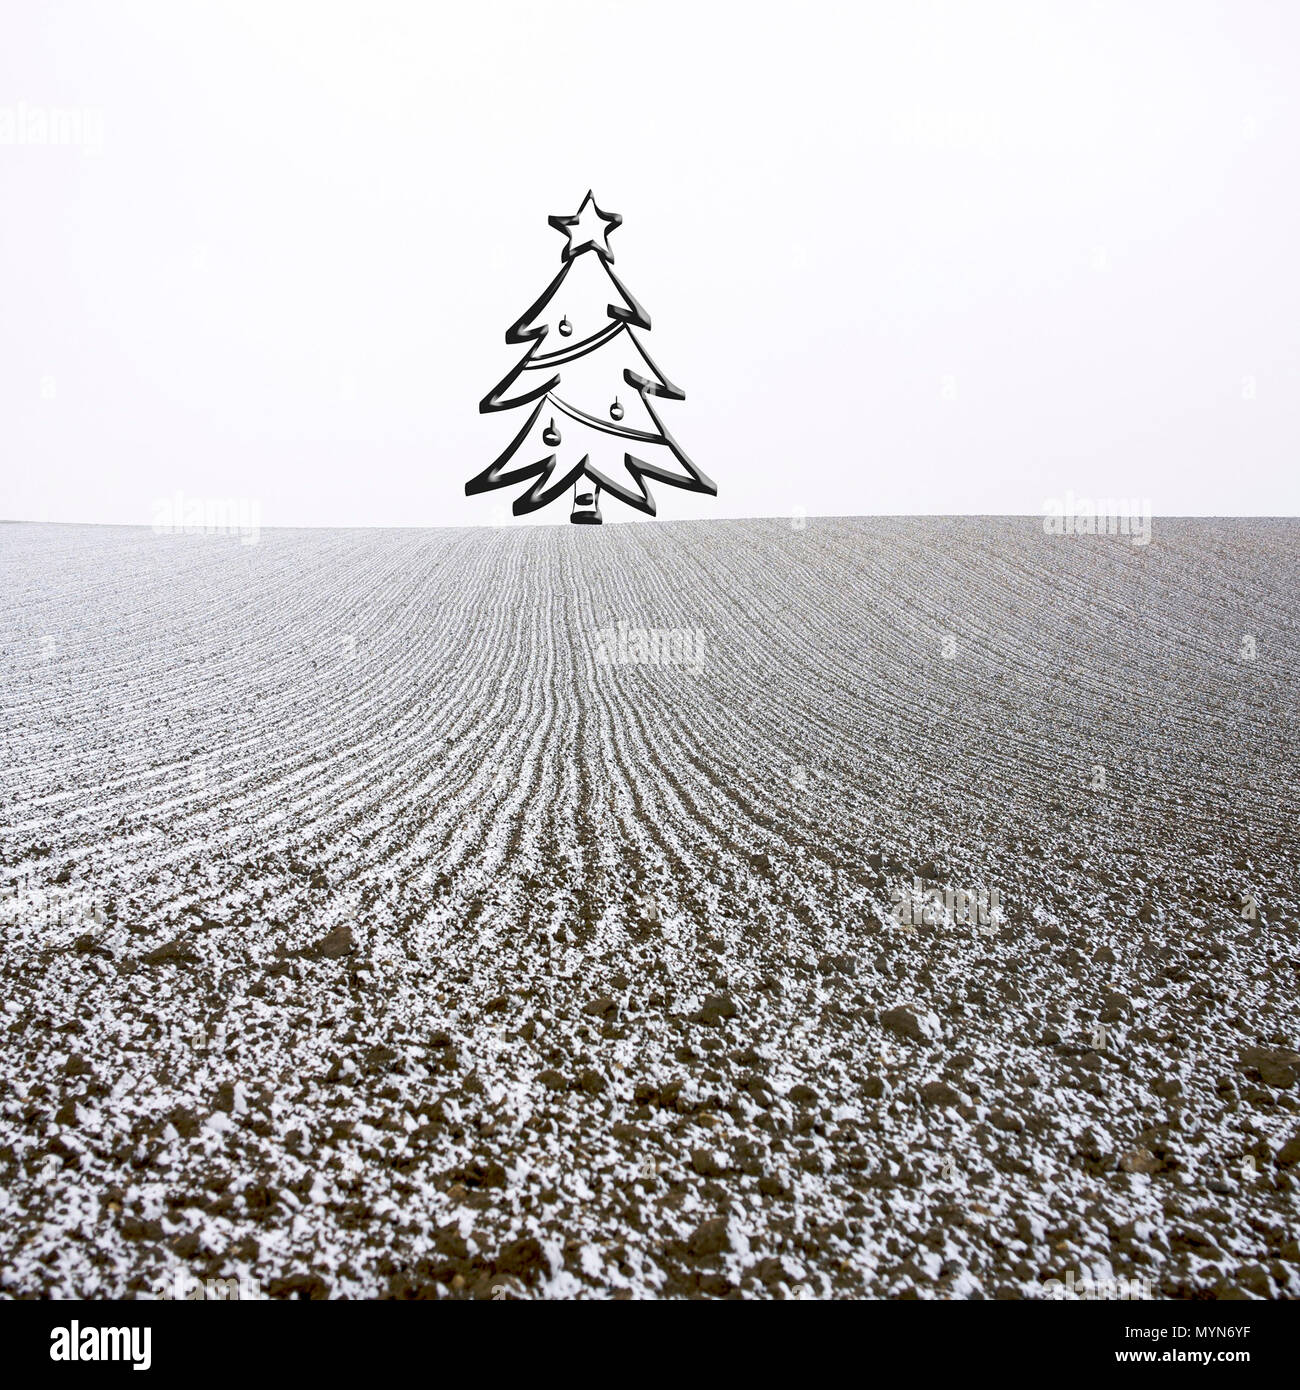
left=548, top=190, right=622, bottom=263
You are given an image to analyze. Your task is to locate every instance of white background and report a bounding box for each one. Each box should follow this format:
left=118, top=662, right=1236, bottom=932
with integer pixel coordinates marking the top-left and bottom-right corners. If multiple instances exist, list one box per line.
left=1, top=0, right=1297, bottom=527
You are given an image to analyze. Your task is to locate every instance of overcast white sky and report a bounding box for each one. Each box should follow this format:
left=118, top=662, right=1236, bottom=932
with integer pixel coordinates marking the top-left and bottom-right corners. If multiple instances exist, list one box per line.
left=1, top=0, right=1297, bottom=527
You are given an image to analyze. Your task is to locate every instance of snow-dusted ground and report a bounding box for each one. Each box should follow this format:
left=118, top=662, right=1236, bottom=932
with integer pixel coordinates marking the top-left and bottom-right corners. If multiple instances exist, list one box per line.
left=1, top=516, right=1297, bottom=1300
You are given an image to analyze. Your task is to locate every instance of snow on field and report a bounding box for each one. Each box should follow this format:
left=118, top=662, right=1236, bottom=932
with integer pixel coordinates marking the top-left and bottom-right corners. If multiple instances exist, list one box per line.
left=0, top=516, right=1297, bottom=1299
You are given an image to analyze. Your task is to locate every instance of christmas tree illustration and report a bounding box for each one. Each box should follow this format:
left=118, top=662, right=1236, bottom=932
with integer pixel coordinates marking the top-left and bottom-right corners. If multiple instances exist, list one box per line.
left=466, top=191, right=717, bottom=525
